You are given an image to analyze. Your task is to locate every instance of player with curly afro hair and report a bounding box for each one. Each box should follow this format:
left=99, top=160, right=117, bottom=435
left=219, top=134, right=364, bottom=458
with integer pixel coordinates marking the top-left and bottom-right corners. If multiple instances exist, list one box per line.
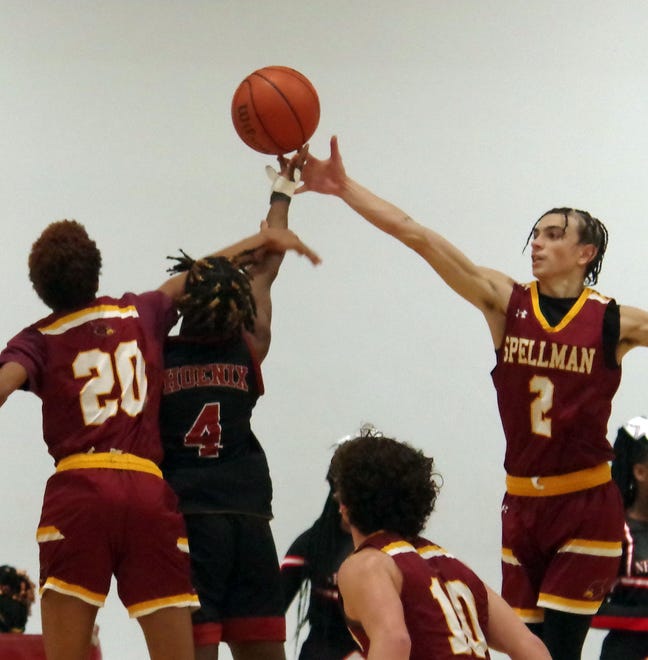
left=1, top=196, right=318, bottom=660
left=28, top=219, right=102, bottom=312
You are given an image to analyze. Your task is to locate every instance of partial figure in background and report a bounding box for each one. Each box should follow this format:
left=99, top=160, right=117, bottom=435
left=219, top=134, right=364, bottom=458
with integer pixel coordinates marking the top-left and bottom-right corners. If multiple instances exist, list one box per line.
left=591, top=416, right=648, bottom=659
left=0, top=565, right=35, bottom=633
left=160, top=150, right=320, bottom=660
left=328, top=427, right=551, bottom=660
left=298, top=136, right=642, bottom=660
left=280, top=468, right=359, bottom=659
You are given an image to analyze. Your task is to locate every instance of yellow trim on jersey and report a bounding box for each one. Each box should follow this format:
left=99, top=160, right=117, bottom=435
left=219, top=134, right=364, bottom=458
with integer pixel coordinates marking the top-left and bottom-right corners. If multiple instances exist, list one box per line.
left=177, top=537, right=190, bottom=553
left=56, top=452, right=162, bottom=478
left=127, top=593, right=201, bottom=618
left=557, top=538, right=622, bottom=557
left=40, top=576, right=106, bottom=607
left=380, top=540, right=416, bottom=556
left=39, top=304, right=139, bottom=335
left=537, top=592, right=603, bottom=615
left=416, top=544, right=451, bottom=559
left=501, top=547, right=521, bottom=566
left=506, top=462, right=611, bottom=497
left=513, top=607, right=544, bottom=623
left=529, top=281, right=592, bottom=332
left=36, top=526, right=65, bottom=542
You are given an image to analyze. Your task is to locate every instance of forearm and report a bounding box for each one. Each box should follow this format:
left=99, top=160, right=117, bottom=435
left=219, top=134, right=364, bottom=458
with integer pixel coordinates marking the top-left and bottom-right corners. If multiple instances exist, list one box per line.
left=366, top=634, right=410, bottom=659
left=0, top=362, right=28, bottom=407
left=266, top=195, right=290, bottom=229
left=337, top=177, right=504, bottom=308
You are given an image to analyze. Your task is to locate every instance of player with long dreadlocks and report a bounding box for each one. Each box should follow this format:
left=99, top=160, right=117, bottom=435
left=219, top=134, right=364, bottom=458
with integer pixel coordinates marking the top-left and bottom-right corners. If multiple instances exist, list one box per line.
left=280, top=460, right=358, bottom=660
left=295, top=135, right=648, bottom=659
left=160, top=151, right=316, bottom=660
left=591, top=416, right=648, bottom=659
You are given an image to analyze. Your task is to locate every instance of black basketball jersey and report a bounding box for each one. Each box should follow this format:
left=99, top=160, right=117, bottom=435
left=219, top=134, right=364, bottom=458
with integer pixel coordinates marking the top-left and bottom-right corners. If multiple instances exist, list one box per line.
left=160, top=333, right=272, bottom=517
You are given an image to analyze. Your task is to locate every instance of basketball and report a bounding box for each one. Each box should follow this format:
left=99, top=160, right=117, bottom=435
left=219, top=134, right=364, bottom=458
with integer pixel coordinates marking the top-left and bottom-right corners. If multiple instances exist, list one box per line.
left=231, top=66, right=320, bottom=155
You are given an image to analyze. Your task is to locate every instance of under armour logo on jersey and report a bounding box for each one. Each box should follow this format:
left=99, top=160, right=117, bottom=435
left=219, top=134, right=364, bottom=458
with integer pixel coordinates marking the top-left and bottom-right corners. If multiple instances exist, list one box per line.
left=515, top=309, right=528, bottom=318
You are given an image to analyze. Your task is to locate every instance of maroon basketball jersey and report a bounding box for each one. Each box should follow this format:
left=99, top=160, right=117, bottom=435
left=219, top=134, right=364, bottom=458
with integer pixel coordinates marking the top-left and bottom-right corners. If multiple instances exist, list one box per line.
left=0, top=291, right=176, bottom=463
left=491, top=282, right=620, bottom=477
left=348, top=532, right=490, bottom=660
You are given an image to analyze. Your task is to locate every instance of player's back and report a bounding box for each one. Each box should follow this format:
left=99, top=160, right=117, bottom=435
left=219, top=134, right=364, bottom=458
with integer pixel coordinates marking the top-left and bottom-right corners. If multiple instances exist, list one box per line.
left=356, top=532, right=490, bottom=660
left=3, top=291, right=174, bottom=463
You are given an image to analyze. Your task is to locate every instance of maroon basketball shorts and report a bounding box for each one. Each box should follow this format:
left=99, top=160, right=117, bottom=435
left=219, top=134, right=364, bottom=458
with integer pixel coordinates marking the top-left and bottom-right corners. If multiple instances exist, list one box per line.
left=501, top=480, right=624, bottom=622
left=37, top=467, right=199, bottom=616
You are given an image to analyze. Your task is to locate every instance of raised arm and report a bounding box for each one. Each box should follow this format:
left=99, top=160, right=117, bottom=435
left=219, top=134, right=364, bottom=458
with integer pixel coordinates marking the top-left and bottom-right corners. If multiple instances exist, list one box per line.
left=244, top=148, right=308, bottom=361
left=299, top=136, right=515, bottom=346
left=157, top=152, right=319, bottom=310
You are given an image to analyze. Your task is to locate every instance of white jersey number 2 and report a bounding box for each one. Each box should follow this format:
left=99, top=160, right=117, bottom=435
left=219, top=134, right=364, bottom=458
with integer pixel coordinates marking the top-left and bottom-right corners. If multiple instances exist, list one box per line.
left=529, top=375, right=554, bottom=438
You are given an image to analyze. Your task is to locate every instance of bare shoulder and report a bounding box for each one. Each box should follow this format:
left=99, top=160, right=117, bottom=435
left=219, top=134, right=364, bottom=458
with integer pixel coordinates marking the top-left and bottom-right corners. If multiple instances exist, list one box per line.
left=339, top=547, right=397, bottom=584
left=618, top=304, right=648, bottom=356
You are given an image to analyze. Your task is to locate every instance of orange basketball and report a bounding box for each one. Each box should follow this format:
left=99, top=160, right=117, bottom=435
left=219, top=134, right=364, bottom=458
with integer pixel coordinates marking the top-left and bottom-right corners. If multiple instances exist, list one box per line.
left=231, top=66, right=320, bottom=155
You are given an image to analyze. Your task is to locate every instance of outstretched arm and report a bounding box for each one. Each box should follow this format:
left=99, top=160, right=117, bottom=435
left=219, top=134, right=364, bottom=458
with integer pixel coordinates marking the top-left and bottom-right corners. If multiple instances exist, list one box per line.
left=299, top=136, right=514, bottom=346
left=0, top=362, right=28, bottom=408
left=485, top=586, right=551, bottom=659
left=157, top=153, right=319, bottom=310
left=245, top=148, right=309, bottom=361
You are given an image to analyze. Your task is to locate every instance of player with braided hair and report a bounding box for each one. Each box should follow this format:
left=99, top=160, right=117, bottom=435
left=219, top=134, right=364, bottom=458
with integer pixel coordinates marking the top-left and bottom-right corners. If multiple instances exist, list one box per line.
left=591, top=417, right=648, bottom=659
left=160, top=150, right=317, bottom=660
left=0, top=191, right=317, bottom=660
left=297, top=135, right=648, bottom=659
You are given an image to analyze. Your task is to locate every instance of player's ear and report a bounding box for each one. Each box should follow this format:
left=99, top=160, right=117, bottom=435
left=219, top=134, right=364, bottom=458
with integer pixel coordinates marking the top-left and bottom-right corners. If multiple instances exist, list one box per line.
left=578, top=243, right=597, bottom=268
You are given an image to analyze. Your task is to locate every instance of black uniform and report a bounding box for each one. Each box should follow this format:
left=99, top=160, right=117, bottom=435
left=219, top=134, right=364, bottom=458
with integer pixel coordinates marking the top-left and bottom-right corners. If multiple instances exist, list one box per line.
left=161, top=334, right=284, bottom=644
left=592, top=518, right=648, bottom=659
left=281, top=525, right=359, bottom=659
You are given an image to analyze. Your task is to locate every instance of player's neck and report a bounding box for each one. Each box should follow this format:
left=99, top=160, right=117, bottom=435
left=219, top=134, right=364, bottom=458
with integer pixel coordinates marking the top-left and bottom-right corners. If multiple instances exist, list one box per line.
left=536, top=274, right=585, bottom=299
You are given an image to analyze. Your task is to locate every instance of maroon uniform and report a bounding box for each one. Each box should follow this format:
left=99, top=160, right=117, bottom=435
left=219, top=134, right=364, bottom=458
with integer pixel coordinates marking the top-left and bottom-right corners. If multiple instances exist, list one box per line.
left=347, top=532, right=490, bottom=660
left=0, top=292, right=199, bottom=615
left=492, top=282, right=624, bottom=620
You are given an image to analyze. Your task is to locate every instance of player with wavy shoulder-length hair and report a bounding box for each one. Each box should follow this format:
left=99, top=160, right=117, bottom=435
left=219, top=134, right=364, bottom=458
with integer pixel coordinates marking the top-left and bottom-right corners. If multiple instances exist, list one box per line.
left=327, top=428, right=550, bottom=660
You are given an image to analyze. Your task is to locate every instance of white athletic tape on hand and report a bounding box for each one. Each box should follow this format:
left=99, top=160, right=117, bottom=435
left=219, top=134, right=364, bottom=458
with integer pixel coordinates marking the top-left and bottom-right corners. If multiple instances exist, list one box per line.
left=265, top=165, right=300, bottom=197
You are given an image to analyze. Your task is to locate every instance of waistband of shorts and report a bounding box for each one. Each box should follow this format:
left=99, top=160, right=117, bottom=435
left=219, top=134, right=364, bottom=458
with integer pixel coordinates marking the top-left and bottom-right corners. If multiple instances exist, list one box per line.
left=56, top=452, right=162, bottom=478
left=506, top=462, right=611, bottom=497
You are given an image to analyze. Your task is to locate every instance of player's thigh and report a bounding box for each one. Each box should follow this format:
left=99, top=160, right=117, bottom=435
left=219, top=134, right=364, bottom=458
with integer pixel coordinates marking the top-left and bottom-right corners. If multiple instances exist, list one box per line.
left=115, top=473, right=196, bottom=613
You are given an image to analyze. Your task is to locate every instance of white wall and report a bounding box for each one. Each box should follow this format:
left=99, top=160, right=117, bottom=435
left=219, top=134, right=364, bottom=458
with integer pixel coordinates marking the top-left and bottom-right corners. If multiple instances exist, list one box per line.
left=4, top=1, right=648, bottom=657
